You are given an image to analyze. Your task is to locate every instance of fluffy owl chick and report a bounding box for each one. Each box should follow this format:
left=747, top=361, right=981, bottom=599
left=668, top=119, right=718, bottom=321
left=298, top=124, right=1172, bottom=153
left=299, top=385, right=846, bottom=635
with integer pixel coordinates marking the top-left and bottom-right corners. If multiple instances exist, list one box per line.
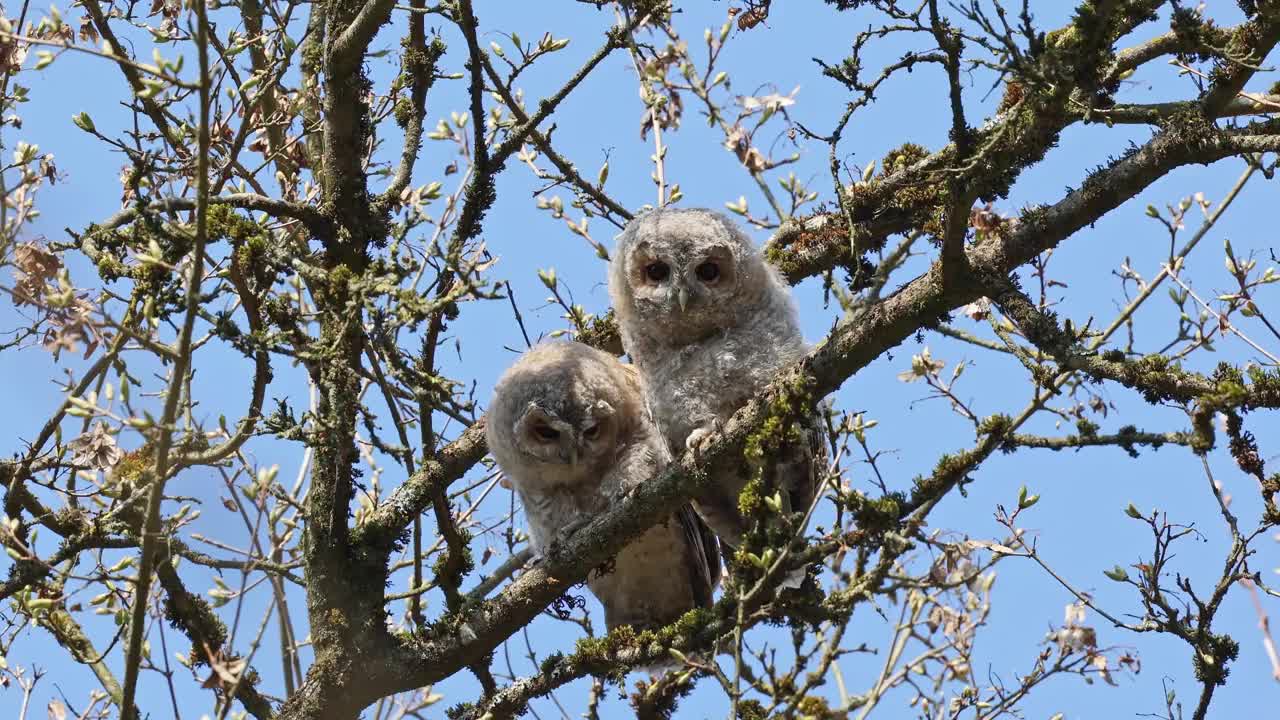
left=486, top=341, right=720, bottom=630
left=608, top=208, right=825, bottom=555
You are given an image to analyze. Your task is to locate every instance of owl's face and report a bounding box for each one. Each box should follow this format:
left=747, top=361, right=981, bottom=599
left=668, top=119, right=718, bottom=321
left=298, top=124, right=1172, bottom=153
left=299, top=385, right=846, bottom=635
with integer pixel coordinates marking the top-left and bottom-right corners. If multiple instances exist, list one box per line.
left=488, top=343, right=637, bottom=488
left=510, top=396, right=618, bottom=468
left=615, top=209, right=756, bottom=342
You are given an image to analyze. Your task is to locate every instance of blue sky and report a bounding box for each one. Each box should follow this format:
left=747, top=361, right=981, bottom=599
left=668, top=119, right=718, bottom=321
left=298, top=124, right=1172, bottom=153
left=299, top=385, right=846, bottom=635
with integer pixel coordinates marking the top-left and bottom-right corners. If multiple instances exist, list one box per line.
left=2, top=1, right=1278, bottom=718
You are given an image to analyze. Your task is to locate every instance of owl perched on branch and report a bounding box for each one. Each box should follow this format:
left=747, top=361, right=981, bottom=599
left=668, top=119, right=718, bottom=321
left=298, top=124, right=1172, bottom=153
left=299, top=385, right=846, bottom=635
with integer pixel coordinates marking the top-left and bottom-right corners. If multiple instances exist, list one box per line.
left=608, top=208, right=826, bottom=560
left=486, top=341, right=720, bottom=630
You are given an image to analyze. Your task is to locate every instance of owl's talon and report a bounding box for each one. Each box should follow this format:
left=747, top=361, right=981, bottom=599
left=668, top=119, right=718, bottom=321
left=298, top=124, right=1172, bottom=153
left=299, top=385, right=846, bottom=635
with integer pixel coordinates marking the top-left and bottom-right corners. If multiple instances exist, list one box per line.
left=618, top=484, right=641, bottom=501
left=549, top=516, right=592, bottom=552
left=685, top=420, right=722, bottom=456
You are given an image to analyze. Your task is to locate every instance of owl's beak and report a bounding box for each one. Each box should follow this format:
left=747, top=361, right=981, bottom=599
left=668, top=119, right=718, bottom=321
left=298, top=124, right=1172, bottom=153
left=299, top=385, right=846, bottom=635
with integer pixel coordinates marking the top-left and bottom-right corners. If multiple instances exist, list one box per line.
left=677, top=285, right=690, bottom=313
left=560, top=445, right=579, bottom=467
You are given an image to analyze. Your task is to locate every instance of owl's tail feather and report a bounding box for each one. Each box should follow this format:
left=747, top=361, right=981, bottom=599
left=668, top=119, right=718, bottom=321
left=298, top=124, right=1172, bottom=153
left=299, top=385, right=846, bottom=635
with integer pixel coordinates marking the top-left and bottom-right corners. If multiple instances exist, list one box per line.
left=636, top=656, right=682, bottom=677
left=778, top=567, right=806, bottom=591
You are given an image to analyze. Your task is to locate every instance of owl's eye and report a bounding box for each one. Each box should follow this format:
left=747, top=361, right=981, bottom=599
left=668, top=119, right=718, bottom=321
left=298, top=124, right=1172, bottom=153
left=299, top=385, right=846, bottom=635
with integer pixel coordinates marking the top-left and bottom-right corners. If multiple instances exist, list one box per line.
left=582, top=423, right=600, bottom=440
left=644, top=261, right=670, bottom=283
left=695, top=261, right=720, bottom=283
left=532, top=424, right=560, bottom=441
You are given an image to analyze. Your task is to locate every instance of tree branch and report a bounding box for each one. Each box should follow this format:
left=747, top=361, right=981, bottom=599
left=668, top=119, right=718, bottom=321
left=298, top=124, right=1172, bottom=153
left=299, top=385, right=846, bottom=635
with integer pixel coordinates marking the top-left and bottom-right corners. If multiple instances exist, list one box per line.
left=762, top=4, right=1270, bottom=285
left=86, top=194, right=330, bottom=237
left=120, top=1, right=215, bottom=714
left=1199, top=10, right=1280, bottom=115
left=155, top=547, right=275, bottom=720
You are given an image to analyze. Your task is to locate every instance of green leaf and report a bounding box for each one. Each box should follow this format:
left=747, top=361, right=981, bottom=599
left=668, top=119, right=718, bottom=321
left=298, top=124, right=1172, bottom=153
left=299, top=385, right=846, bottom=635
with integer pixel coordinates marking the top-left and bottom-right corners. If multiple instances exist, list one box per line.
left=763, top=491, right=783, bottom=513
left=1103, top=566, right=1129, bottom=582
left=72, top=111, right=96, bottom=133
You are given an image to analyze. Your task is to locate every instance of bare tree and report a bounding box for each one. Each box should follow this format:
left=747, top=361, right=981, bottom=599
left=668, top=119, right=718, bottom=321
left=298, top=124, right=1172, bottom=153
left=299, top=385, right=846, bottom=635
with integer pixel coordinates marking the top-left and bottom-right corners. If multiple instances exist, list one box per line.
left=2, top=1, right=1279, bottom=719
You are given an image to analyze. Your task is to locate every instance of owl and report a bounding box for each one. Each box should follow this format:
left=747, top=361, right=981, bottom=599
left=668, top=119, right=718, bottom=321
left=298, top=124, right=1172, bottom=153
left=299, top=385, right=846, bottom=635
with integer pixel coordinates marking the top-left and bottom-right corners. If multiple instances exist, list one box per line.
left=486, top=341, right=720, bottom=630
left=608, top=208, right=825, bottom=555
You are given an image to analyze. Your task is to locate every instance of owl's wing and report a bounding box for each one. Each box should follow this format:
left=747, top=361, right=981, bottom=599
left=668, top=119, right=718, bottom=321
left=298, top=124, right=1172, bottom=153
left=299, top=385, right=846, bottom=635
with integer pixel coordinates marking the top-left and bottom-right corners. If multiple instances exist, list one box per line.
left=691, top=481, right=749, bottom=553
left=786, top=408, right=828, bottom=523
left=617, top=362, right=663, bottom=427
left=754, top=407, right=828, bottom=538
left=676, top=503, right=721, bottom=607
left=690, top=408, right=828, bottom=556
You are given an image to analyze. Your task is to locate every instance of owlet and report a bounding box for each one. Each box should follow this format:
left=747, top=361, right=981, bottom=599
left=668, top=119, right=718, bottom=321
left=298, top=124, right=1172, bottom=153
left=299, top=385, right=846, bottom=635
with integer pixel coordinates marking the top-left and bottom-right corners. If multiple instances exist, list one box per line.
left=608, top=208, right=825, bottom=554
left=486, top=341, right=720, bottom=630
